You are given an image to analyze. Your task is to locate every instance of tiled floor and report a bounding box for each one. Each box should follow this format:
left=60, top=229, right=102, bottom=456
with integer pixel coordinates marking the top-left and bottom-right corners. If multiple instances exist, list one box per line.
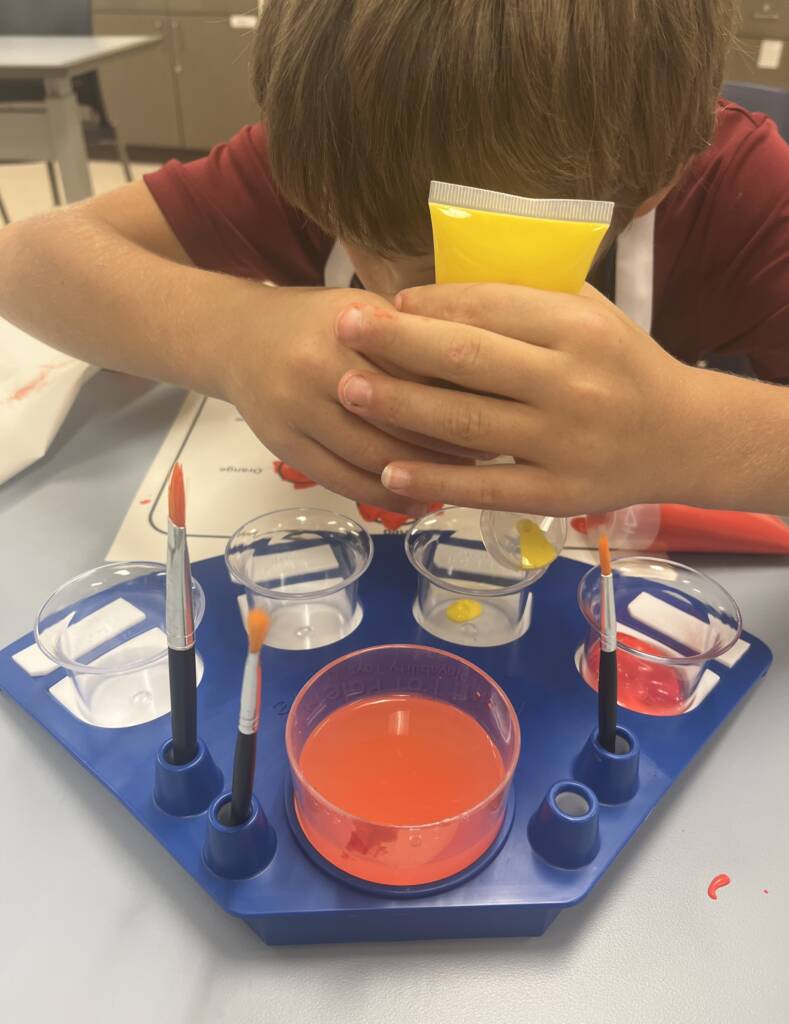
left=0, top=159, right=160, bottom=223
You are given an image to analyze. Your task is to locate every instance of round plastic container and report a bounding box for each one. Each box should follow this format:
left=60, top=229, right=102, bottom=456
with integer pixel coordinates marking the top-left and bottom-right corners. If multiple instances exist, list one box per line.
left=577, top=556, right=742, bottom=715
left=480, top=510, right=568, bottom=573
left=35, top=561, right=205, bottom=728
left=406, top=506, right=546, bottom=646
left=225, top=508, right=372, bottom=651
left=286, top=645, right=521, bottom=887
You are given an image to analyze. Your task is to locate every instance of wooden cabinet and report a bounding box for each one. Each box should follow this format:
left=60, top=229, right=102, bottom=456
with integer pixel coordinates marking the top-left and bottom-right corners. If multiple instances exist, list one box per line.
left=172, top=13, right=259, bottom=149
left=93, top=11, right=182, bottom=146
left=92, top=1, right=260, bottom=150
left=725, top=1, right=789, bottom=88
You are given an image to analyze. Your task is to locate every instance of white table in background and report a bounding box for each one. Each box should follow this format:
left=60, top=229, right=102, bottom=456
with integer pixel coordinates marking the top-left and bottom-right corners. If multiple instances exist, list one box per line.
left=0, top=372, right=787, bottom=1023
left=0, top=35, right=159, bottom=203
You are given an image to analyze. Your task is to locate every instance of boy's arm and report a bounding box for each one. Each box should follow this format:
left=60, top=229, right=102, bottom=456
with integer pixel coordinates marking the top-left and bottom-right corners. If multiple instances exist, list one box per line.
left=0, top=185, right=436, bottom=513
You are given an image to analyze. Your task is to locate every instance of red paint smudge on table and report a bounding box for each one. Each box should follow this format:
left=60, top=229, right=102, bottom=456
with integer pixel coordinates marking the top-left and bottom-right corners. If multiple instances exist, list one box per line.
left=273, top=461, right=317, bottom=490
left=763, top=889, right=769, bottom=894
left=707, top=874, right=731, bottom=900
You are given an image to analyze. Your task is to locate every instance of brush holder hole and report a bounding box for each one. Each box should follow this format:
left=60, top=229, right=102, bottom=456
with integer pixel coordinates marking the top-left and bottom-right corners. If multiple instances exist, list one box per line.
left=555, top=790, right=590, bottom=817
left=614, top=734, right=631, bottom=755
left=216, top=797, right=252, bottom=828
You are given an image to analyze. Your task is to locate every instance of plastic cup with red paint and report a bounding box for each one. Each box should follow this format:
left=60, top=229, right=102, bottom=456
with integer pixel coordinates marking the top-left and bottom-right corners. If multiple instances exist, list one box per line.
left=285, top=644, right=521, bottom=887
left=577, top=557, right=742, bottom=716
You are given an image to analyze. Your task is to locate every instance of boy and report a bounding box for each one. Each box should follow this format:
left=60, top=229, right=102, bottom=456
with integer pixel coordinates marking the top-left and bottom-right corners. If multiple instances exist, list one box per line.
left=1, top=0, right=787, bottom=516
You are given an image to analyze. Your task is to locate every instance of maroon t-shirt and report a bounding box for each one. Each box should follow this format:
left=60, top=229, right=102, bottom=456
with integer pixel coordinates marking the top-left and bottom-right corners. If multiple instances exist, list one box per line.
left=144, top=101, right=789, bottom=381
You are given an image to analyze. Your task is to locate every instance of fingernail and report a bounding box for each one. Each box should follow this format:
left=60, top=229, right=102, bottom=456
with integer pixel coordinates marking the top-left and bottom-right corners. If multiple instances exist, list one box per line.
left=336, top=304, right=364, bottom=342
left=382, top=465, right=411, bottom=492
left=393, top=292, right=404, bottom=311
left=341, top=374, right=372, bottom=408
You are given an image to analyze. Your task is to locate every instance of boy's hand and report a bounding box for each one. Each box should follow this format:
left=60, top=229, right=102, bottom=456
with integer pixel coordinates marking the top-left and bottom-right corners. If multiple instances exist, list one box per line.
left=334, top=283, right=705, bottom=515
left=222, top=286, right=478, bottom=512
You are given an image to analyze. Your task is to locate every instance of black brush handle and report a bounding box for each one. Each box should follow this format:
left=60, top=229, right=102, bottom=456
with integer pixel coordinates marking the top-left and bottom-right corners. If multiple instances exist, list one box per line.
left=230, top=730, right=257, bottom=826
left=598, top=649, right=618, bottom=753
left=168, top=646, right=197, bottom=764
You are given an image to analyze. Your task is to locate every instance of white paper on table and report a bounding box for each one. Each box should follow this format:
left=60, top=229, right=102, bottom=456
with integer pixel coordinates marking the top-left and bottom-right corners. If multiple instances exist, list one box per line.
left=0, top=318, right=96, bottom=486
left=106, top=393, right=410, bottom=563
left=107, top=391, right=598, bottom=565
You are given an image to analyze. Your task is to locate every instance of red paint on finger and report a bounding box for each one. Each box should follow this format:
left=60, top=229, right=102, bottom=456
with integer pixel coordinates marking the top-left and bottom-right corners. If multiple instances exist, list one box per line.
left=372, top=308, right=396, bottom=320
left=707, top=874, right=731, bottom=900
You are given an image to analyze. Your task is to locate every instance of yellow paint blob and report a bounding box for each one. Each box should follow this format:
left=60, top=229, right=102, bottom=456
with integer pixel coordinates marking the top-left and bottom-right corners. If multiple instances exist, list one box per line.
left=446, top=599, right=483, bottom=623
left=517, top=520, right=558, bottom=570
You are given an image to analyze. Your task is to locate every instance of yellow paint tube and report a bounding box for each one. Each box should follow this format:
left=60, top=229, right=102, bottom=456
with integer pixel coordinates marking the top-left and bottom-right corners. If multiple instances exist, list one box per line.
left=427, top=181, right=614, bottom=574
left=428, top=181, right=614, bottom=293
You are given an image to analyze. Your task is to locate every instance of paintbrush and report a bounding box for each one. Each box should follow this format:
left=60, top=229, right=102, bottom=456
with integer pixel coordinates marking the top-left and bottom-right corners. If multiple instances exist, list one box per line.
left=166, top=463, right=198, bottom=764
left=598, top=534, right=618, bottom=753
left=229, top=608, right=270, bottom=826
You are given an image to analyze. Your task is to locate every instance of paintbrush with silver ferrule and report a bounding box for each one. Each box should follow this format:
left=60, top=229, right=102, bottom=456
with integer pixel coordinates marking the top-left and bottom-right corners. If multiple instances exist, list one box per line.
left=166, top=462, right=197, bottom=764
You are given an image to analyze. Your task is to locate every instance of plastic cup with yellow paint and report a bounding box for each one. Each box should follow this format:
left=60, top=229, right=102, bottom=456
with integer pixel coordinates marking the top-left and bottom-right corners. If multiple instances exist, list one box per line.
left=406, top=507, right=554, bottom=647
left=480, top=511, right=568, bottom=574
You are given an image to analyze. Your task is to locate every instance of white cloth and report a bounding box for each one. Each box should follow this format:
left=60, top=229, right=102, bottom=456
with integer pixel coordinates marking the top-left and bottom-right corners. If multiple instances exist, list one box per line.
left=0, top=317, right=95, bottom=486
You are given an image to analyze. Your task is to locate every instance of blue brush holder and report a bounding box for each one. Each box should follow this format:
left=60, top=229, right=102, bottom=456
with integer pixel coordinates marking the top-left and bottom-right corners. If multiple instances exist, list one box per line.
left=203, top=794, right=277, bottom=879
left=574, top=726, right=640, bottom=805
left=528, top=781, right=600, bottom=869
left=153, top=738, right=223, bottom=816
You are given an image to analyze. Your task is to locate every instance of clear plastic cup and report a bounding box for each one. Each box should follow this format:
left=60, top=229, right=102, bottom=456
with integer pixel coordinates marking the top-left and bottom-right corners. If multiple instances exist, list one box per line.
left=406, top=506, right=548, bottom=646
left=34, top=561, right=205, bottom=728
left=480, top=510, right=568, bottom=572
left=286, top=645, right=521, bottom=886
left=225, top=508, right=373, bottom=651
left=577, top=557, right=742, bottom=716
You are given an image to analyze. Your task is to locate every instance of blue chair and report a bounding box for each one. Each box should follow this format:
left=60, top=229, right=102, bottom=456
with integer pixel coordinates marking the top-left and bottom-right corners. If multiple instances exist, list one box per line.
left=722, top=81, right=789, bottom=142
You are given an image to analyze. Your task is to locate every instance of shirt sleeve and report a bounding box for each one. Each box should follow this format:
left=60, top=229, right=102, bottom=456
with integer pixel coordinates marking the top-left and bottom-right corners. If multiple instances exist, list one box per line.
left=143, top=123, right=334, bottom=286
left=653, top=104, right=789, bottom=382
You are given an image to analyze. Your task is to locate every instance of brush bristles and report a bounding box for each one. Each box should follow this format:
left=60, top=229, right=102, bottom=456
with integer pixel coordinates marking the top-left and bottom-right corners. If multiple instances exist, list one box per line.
left=247, top=609, right=270, bottom=654
left=598, top=533, right=612, bottom=576
left=168, top=463, right=186, bottom=528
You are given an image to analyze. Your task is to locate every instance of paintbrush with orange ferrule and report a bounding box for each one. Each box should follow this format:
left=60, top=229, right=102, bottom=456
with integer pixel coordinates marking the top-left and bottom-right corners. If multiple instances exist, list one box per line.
left=598, top=534, right=618, bottom=753
left=228, top=609, right=270, bottom=826
left=166, top=463, right=198, bottom=764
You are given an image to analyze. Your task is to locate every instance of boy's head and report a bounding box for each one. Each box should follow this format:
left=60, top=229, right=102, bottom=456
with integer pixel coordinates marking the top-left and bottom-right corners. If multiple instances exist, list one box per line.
left=254, top=0, right=736, bottom=287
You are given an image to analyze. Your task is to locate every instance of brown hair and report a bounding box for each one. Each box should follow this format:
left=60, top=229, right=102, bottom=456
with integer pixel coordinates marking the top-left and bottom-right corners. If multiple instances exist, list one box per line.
left=253, top=0, right=736, bottom=255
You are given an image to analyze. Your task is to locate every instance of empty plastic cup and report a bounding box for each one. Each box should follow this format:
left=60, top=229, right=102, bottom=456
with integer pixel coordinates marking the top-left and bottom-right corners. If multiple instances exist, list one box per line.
left=225, top=508, right=373, bottom=651
left=35, top=561, right=205, bottom=728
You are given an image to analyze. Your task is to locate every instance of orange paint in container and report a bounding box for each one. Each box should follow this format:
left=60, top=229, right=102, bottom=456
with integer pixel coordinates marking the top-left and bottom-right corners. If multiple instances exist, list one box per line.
left=286, top=646, right=520, bottom=887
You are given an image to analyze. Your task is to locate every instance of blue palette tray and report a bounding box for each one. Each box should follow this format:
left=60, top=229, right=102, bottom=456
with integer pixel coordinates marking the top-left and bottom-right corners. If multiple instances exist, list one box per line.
left=0, top=539, right=772, bottom=944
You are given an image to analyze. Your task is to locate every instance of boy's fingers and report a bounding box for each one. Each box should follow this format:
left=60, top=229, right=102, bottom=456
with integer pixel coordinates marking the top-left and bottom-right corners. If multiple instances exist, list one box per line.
left=394, top=282, right=591, bottom=346
left=379, top=461, right=561, bottom=514
left=288, top=436, right=428, bottom=515
left=337, top=371, right=538, bottom=454
left=336, top=303, right=556, bottom=400
left=306, top=402, right=469, bottom=475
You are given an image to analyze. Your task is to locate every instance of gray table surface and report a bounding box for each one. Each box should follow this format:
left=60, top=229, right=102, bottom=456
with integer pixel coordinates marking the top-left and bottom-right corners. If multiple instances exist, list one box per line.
left=0, top=371, right=787, bottom=1023
left=0, top=35, right=159, bottom=79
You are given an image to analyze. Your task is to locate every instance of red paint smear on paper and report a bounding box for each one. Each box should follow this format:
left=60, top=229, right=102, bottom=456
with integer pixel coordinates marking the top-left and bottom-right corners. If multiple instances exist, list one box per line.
left=139, top=499, right=152, bottom=506
left=357, top=501, right=443, bottom=532
left=273, top=461, right=317, bottom=490
left=10, top=367, right=50, bottom=401
left=707, top=874, right=731, bottom=900
left=763, top=889, right=769, bottom=894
